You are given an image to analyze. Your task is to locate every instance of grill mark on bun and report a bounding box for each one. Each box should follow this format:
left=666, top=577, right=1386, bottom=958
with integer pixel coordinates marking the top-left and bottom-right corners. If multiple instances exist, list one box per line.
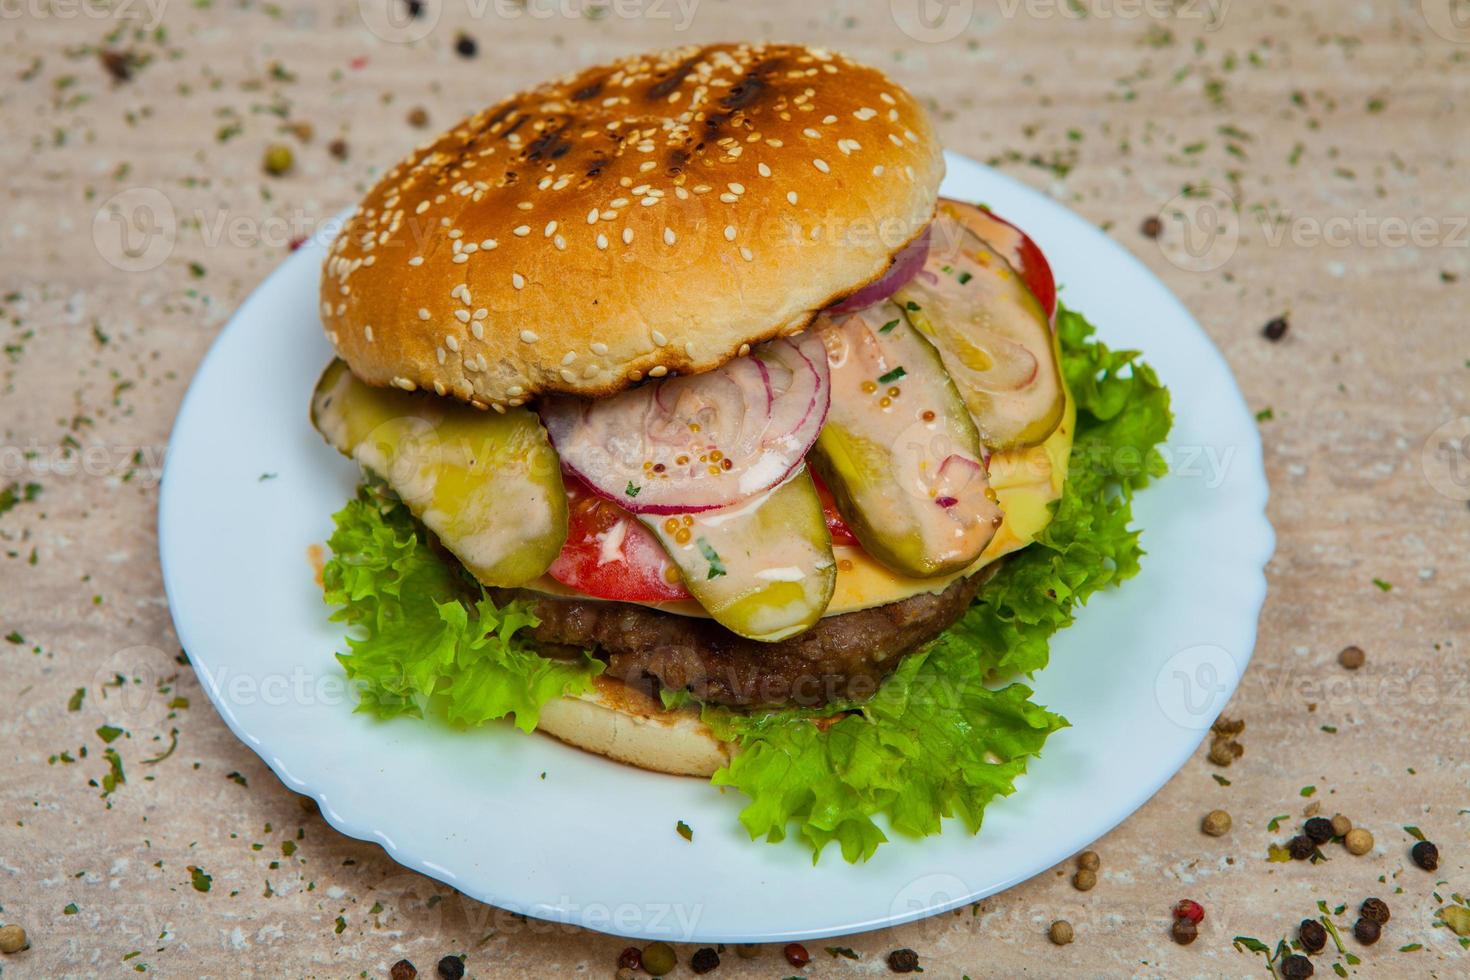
left=646, top=54, right=701, bottom=100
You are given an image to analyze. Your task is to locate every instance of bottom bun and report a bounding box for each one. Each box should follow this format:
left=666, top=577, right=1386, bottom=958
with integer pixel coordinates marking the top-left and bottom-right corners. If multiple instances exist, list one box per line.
left=536, top=676, right=733, bottom=778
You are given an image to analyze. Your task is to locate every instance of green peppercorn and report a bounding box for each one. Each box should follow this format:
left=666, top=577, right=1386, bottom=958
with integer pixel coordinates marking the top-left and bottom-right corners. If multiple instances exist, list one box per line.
left=1412, top=840, right=1439, bottom=871
left=1049, top=920, right=1074, bottom=945
left=1202, top=809, right=1232, bottom=836
left=1344, top=827, right=1374, bottom=855
left=1304, top=817, right=1334, bottom=844
left=263, top=143, right=293, bottom=176
left=641, top=941, right=677, bottom=977
left=1337, top=645, right=1365, bottom=669
left=1076, top=850, right=1100, bottom=871
left=1360, top=898, right=1390, bottom=924
left=1072, top=868, right=1097, bottom=891
left=734, top=943, right=760, bottom=959
left=1330, top=813, right=1352, bottom=837
left=0, top=925, right=27, bottom=954
left=1298, top=918, right=1327, bottom=953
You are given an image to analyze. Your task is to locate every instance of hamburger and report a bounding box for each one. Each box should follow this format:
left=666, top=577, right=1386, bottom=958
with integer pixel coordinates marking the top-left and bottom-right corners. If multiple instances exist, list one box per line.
left=309, top=43, right=1116, bottom=816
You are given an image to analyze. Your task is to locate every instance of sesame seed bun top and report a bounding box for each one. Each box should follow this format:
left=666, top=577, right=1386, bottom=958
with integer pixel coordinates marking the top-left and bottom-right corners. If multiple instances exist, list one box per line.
left=319, top=42, right=944, bottom=409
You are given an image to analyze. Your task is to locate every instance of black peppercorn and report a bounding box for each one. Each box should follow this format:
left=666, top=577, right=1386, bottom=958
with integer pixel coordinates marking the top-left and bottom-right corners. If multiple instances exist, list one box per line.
left=887, top=948, right=920, bottom=973
left=1411, top=840, right=1439, bottom=871
left=436, top=956, right=465, bottom=980
left=1303, top=817, right=1334, bottom=844
left=617, top=947, right=642, bottom=970
left=1171, top=918, right=1198, bottom=945
left=1353, top=917, right=1381, bottom=945
left=404, top=0, right=424, bottom=17
left=690, top=947, right=720, bottom=974
left=1280, top=953, right=1314, bottom=979
left=1298, top=918, right=1327, bottom=953
left=1360, top=897, right=1391, bottom=924
left=1140, top=216, right=1163, bottom=240
left=454, top=33, right=478, bottom=58
left=1262, top=316, right=1289, bottom=341
left=1287, top=835, right=1315, bottom=860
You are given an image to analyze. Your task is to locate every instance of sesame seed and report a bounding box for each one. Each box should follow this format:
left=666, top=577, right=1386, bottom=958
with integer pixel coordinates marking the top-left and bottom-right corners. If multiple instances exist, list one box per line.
left=560, top=368, right=578, bottom=383
left=640, top=196, right=659, bottom=207
left=561, top=351, right=577, bottom=365
left=904, top=129, right=918, bottom=142
left=492, top=403, right=507, bottom=414
left=462, top=243, right=478, bottom=254
left=418, top=308, right=431, bottom=320
left=684, top=341, right=695, bottom=357
left=454, top=309, right=470, bottom=323
left=648, top=365, right=668, bottom=378
left=433, top=381, right=447, bottom=396
left=512, top=272, right=525, bottom=289
left=554, top=235, right=566, bottom=250
left=520, top=329, right=539, bottom=343
left=453, top=253, right=468, bottom=263
left=813, top=158, right=830, bottom=173
left=888, top=133, right=903, bottom=147
left=471, top=321, right=485, bottom=339
left=473, top=308, right=487, bottom=320
left=854, top=107, right=877, bottom=120
left=880, top=92, right=896, bottom=105
left=823, top=114, right=837, bottom=124
left=364, top=325, right=374, bottom=342
left=508, top=385, right=525, bottom=397
left=757, top=162, right=771, bottom=177
left=739, top=246, right=754, bottom=261
left=787, top=191, right=798, bottom=205
left=415, top=200, right=430, bottom=214
left=663, top=227, right=676, bottom=245
left=513, top=225, right=530, bottom=236
left=873, top=165, right=885, bottom=176
left=591, top=342, right=609, bottom=355
left=724, top=225, right=736, bottom=241
left=728, top=182, right=745, bottom=194
left=481, top=239, right=497, bottom=250
left=581, top=364, right=599, bottom=379
left=738, top=343, right=750, bottom=356
left=622, top=228, right=634, bottom=245
left=587, top=208, right=600, bottom=224
left=544, top=220, right=557, bottom=237
left=596, top=233, right=609, bottom=250
left=719, top=193, right=737, bottom=204
left=436, top=347, right=447, bottom=364
left=392, top=377, right=417, bottom=391
left=409, top=256, right=424, bottom=266
left=652, top=329, right=668, bottom=346
left=639, top=160, right=656, bottom=172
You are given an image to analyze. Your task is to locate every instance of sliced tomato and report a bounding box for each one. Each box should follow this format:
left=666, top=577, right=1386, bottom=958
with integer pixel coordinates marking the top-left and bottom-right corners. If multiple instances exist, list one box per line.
left=809, top=467, right=859, bottom=547
left=938, top=198, right=1057, bottom=322
left=547, top=472, right=690, bottom=602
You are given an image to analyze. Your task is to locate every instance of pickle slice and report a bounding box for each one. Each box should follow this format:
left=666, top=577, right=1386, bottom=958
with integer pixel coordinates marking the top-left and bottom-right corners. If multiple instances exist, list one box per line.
left=310, top=359, right=567, bottom=587
left=640, top=467, right=835, bottom=642
left=809, top=308, right=1002, bottom=578
left=895, top=212, right=1065, bottom=450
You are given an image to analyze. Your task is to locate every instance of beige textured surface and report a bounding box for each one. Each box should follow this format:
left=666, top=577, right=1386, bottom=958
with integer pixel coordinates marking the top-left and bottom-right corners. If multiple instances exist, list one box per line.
left=2, top=2, right=1468, bottom=978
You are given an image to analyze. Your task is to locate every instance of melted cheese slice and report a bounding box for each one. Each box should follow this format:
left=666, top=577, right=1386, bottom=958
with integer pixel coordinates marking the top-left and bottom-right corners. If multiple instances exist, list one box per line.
left=525, top=389, right=1076, bottom=618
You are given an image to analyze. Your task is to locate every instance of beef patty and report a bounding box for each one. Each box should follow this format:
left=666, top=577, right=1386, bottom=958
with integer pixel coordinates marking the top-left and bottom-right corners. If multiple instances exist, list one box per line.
left=505, top=567, right=995, bottom=709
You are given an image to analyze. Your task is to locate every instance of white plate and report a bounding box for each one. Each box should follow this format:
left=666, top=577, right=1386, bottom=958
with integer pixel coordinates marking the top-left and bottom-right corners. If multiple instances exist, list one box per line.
left=159, top=151, right=1272, bottom=943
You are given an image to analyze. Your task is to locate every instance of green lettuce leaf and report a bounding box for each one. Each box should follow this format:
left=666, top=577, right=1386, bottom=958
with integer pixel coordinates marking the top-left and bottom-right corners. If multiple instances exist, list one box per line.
left=322, top=485, right=602, bottom=732
left=702, top=303, right=1173, bottom=861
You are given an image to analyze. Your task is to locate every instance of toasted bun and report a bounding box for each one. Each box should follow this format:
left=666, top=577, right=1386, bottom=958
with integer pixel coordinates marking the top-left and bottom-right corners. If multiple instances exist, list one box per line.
left=536, top=677, right=732, bottom=777
left=320, top=42, right=944, bottom=409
